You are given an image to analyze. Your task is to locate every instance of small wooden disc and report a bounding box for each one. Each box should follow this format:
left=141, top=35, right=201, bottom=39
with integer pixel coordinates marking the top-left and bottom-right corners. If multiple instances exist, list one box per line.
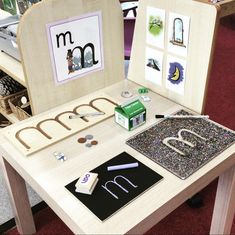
left=91, top=140, right=98, bottom=145
left=21, top=96, right=27, bottom=104
left=85, top=143, right=92, bottom=148
left=85, top=134, right=93, bottom=140
left=78, top=137, right=86, bottom=143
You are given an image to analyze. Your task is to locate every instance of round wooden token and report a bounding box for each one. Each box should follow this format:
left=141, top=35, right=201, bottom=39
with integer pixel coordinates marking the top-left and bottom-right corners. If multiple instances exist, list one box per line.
left=85, top=143, right=92, bottom=148
left=77, top=137, right=86, bottom=143
left=91, top=140, right=98, bottom=145
left=21, top=96, right=27, bottom=104
left=85, top=134, right=93, bottom=140
left=121, top=90, right=133, bottom=98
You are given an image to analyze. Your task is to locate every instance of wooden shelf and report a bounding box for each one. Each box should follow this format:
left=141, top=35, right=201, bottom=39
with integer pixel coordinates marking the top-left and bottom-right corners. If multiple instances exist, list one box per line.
left=0, top=11, right=25, bottom=86
left=0, top=10, right=25, bottom=123
left=218, top=0, right=235, bottom=18
left=195, top=0, right=235, bottom=18
left=0, top=107, right=19, bottom=124
left=0, top=51, right=26, bottom=87
left=0, top=9, right=11, bottom=19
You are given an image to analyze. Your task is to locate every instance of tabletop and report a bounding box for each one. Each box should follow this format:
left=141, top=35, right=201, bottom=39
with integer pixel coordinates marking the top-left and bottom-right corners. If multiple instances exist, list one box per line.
left=0, top=80, right=234, bottom=234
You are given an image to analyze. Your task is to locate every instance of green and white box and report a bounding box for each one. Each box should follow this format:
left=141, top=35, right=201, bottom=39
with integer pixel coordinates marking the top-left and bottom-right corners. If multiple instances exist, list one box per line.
left=115, top=99, right=146, bottom=131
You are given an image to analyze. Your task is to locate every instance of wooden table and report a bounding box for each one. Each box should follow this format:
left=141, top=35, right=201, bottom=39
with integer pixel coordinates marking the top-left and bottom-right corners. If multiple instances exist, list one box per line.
left=0, top=80, right=235, bottom=234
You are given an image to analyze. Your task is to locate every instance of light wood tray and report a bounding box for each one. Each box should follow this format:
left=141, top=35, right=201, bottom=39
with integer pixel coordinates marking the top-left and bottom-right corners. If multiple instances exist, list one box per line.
left=4, top=93, right=118, bottom=156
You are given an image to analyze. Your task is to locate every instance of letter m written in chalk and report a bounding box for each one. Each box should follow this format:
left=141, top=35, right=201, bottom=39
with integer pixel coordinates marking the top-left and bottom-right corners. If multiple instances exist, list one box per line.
left=101, top=175, right=138, bottom=199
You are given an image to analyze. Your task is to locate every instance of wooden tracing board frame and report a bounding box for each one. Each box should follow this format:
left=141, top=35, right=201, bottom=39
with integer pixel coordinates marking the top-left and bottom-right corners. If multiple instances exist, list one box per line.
left=18, top=0, right=124, bottom=115
left=128, top=0, right=219, bottom=114
left=4, top=93, right=118, bottom=156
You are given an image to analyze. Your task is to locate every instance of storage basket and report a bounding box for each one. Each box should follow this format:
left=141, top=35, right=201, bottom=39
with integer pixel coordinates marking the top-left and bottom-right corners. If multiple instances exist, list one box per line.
left=0, top=113, right=11, bottom=128
left=0, top=74, right=26, bottom=114
left=8, top=91, right=32, bottom=120
left=0, top=89, right=27, bottom=114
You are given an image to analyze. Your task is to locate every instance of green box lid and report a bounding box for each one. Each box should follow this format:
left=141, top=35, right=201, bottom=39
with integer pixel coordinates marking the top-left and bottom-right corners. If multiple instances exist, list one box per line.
left=121, top=100, right=145, bottom=118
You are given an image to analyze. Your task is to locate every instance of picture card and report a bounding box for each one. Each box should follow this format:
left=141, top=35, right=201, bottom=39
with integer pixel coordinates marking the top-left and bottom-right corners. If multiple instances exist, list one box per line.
left=3, top=0, right=17, bottom=15
left=146, top=6, right=165, bottom=49
left=47, top=11, right=104, bottom=85
left=65, top=152, right=163, bottom=221
left=166, top=55, right=187, bottom=95
left=145, top=47, right=163, bottom=86
left=167, top=12, right=190, bottom=57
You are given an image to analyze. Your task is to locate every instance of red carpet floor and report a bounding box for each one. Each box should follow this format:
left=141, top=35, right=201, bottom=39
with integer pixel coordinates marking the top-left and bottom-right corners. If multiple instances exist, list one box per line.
left=204, top=16, right=235, bottom=130
left=5, top=16, right=235, bottom=235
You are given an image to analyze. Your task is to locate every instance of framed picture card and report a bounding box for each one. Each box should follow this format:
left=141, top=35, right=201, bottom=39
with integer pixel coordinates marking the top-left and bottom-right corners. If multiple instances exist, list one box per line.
left=47, top=11, right=104, bottom=85
left=167, top=12, right=190, bottom=57
left=145, top=47, right=163, bottom=86
left=166, top=55, right=187, bottom=95
left=146, top=6, right=165, bottom=49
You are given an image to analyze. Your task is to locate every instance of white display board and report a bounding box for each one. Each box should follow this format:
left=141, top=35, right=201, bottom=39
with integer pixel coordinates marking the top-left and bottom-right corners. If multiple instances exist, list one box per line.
left=128, top=0, right=219, bottom=114
left=18, top=0, right=124, bottom=115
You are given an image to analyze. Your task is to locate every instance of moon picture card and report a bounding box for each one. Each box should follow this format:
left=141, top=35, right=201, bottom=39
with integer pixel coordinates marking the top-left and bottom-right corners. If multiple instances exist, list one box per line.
left=167, top=12, right=190, bottom=57
left=145, top=47, right=163, bottom=86
left=146, top=6, right=165, bottom=49
left=166, top=55, right=187, bottom=95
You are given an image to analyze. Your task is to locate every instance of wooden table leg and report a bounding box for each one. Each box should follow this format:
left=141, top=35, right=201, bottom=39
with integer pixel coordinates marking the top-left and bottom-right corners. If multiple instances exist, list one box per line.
left=210, top=165, right=235, bottom=235
left=1, top=157, right=36, bottom=235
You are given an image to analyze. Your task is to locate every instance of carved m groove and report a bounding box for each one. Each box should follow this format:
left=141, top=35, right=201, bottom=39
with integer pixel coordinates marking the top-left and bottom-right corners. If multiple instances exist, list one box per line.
left=163, top=128, right=207, bottom=156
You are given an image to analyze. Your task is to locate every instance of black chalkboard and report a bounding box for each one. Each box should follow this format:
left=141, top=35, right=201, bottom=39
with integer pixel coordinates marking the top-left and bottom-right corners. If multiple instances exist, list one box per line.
left=65, top=152, right=163, bottom=221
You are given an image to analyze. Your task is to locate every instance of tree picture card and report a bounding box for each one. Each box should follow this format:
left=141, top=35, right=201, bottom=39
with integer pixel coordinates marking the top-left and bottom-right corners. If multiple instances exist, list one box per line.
left=46, top=11, right=104, bottom=85
left=146, top=6, right=165, bottom=49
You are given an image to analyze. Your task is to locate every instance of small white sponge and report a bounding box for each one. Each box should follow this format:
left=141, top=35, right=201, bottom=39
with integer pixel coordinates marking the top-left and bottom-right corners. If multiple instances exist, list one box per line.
left=75, top=172, right=99, bottom=195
